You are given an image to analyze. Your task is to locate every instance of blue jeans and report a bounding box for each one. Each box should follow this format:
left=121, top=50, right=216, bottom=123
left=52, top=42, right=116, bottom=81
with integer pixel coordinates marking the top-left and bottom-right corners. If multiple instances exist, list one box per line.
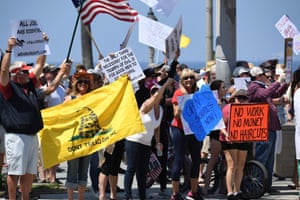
left=255, top=130, right=276, bottom=191
left=65, top=155, right=91, bottom=189
left=124, top=140, right=151, bottom=200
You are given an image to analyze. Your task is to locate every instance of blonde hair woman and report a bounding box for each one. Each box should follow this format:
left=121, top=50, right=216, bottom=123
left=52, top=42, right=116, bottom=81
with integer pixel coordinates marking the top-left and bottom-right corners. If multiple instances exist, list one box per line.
left=170, top=68, right=203, bottom=200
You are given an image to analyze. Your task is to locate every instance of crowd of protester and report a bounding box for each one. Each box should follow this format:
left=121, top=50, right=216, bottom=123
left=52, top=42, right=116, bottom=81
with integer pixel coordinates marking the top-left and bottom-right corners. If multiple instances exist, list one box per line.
left=0, top=32, right=298, bottom=200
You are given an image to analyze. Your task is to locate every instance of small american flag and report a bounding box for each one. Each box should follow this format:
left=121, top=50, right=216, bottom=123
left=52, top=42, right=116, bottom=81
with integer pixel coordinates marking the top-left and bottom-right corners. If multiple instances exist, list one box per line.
left=72, top=0, right=138, bottom=25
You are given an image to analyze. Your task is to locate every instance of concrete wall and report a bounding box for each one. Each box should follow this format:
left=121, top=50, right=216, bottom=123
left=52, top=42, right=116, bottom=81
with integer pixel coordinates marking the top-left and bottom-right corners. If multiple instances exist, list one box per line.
left=274, top=124, right=296, bottom=178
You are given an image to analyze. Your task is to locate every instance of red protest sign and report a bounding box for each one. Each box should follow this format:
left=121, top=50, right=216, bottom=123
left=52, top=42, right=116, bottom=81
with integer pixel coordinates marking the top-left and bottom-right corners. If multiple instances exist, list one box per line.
left=228, top=103, right=269, bottom=142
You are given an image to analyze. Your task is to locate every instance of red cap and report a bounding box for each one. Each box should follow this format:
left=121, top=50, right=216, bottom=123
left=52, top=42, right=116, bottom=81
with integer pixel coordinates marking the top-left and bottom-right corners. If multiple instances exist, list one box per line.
left=10, top=62, right=32, bottom=75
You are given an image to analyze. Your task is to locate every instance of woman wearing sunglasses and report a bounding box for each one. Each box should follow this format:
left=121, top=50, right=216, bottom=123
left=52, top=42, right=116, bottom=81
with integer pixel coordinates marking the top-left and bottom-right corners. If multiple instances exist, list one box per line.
left=64, top=72, right=92, bottom=200
left=170, top=68, right=203, bottom=200
left=64, top=72, right=92, bottom=101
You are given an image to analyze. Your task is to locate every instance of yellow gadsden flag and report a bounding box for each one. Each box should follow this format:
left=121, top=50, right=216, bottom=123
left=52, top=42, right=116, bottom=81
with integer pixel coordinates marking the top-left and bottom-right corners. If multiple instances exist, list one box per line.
left=39, top=76, right=145, bottom=168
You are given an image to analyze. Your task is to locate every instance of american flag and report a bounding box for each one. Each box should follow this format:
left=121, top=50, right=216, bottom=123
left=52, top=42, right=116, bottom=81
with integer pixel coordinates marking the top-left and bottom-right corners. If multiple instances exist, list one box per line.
left=72, top=0, right=138, bottom=25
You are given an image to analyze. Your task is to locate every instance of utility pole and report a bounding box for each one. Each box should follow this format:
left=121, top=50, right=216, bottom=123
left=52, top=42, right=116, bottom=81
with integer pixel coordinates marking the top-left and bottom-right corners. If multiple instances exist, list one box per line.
left=147, top=8, right=158, bottom=65
left=206, top=0, right=214, bottom=62
left=215, top=0, right=236, bottom=86
left=81, top=22, right=94, bottom=69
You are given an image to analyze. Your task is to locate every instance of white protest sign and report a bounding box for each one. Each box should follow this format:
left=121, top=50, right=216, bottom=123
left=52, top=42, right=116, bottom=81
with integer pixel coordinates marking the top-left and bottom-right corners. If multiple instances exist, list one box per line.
left=293, top=33, right=300, bottom=55
left=140, top=0, right=179, bottom=17
left=138, top=15, right=172, bottom=51
left=165, top=16, right=182, bottom=60
left=11, top=19, right=48, bottom=57
left=233, top=77, right=250, bottom=91
left=275, top=14, right=299, bottom=39
left=139, top=0, right=158, bottom=8
left=99, top=47, right=144, bottom=84
left=177, top=95, right=194, bottom=135
left=154, top=0, right=179, bottom=17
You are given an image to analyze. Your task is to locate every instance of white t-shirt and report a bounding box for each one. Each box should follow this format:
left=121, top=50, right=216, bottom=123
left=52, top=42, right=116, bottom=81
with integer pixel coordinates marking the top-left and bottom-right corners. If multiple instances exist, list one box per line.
left=126, top=106, right=162, bottom=146
left=44, top=85, right=65, bottom=107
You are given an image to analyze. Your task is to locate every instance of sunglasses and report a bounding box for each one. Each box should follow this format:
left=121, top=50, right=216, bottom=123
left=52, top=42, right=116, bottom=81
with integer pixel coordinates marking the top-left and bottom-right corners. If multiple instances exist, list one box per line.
left=264, top=74, right=272, bottom=79
left=77, top=79, right=90, bottom=84
left=17, top=70, right=29, bottom=75
left=182, top=76, right=195, bottom=80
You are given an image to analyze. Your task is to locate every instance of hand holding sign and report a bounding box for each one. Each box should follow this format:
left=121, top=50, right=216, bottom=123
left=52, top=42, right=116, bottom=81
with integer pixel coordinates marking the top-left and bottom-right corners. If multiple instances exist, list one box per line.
left=99, top=47, right=144, bottom=84
left=11, top=19, right=48, bottom=57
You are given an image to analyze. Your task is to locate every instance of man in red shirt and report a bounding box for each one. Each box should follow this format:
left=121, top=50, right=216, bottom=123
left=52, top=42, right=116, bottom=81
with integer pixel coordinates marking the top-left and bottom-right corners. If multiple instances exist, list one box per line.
left=0, top=35, right=47, bottom=200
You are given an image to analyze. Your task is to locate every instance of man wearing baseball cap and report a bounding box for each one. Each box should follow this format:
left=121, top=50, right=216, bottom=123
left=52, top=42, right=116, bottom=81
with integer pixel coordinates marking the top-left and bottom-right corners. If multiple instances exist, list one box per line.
left=247, top=65, right=289, bottom=195
left=0, top=35, right=47, bottom=200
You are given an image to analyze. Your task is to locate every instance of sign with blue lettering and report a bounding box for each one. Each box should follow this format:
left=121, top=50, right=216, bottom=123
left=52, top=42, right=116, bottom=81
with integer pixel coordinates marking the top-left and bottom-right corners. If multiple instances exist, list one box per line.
left=192, top=89, right=223, bottom=135
left=181, top=84, right=223, bottom=141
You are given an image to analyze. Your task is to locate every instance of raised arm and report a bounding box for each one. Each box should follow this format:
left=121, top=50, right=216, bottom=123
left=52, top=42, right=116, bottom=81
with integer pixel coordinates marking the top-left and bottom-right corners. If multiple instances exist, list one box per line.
left=140, top=78, right=174, bottom=114
left=168, top=48, right=180, bottom=78
left=42, top=61, right=71, bottom=95
left=0, top=37, right=16, bottom=86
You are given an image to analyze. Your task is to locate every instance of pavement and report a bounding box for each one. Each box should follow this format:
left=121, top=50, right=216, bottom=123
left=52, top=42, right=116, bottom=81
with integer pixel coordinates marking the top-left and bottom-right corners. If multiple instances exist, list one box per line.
left=0, top=161, right=299, bottom=200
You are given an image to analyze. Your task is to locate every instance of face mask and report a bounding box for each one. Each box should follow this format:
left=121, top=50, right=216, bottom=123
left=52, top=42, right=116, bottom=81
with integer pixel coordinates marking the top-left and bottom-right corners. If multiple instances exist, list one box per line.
left=144, top=79, right=158, bottom=90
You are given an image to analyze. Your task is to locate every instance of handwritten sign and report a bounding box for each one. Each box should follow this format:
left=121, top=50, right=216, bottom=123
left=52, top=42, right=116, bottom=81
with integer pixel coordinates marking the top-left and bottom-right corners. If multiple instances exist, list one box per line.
left=275, top=14, right=299, bottom=39
left=99, top=47, right=144, bottom=84
left=138, top=15, right=172, bottom=51
left=229, top=103, right=269, bottom=142
left=191, top=85, right=223, bottom=136
left=11, top=19, right=48, bottom=57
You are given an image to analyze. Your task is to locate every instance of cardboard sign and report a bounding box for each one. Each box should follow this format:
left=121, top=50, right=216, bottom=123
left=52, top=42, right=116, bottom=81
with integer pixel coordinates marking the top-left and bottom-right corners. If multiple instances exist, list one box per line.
left=178, top=94, right=194, bottom=135
left=99, top=47, right=144, bottom=84
left=11, top=19, right=48, bottom=57
left=193, top=89, right=223, bottom=135
left=165, top=16, right=182, bottom=60
left=229, top=103, right=269, bottom=142
left=138, top=15, right=172, bottom=52
left=138, top=14, right=185, bottom=57
left=275, top=14, right=299, bottom=39
left=233, top=77, right=250, bottom=91
left=294, top=34, right=300, bottom=55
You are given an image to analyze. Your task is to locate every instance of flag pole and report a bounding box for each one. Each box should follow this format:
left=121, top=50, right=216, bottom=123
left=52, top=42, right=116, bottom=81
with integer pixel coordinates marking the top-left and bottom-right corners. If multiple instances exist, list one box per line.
left=66, top=2, right=83, bottom=62
left=83, top=25, right=104, bottom=59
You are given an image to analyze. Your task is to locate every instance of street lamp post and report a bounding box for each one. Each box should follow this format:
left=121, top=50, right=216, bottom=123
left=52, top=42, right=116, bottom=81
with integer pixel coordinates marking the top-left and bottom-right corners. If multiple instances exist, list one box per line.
left=206, top=0, right=214, bottom=62
left=215, top=0, right=236, bottom=86
left=81, top=23, right=94, bottom=69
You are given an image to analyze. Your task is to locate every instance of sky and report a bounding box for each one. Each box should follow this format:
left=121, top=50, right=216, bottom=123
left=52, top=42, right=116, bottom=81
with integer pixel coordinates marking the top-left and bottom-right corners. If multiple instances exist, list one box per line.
left=0, top=0, right=300, bottom=69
